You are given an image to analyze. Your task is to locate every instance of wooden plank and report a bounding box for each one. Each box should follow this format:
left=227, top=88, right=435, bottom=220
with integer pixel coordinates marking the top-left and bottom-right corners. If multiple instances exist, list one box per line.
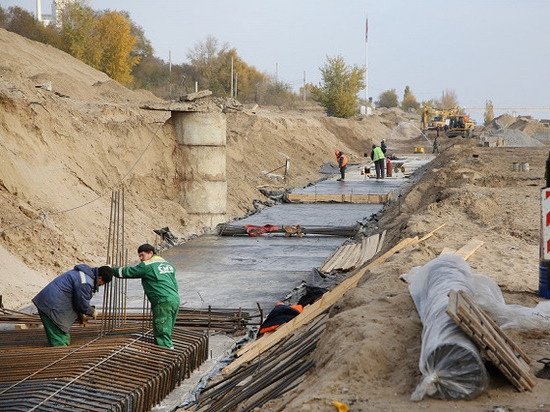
left=359, top=234, right=378, bottom=266
left=440, top=247, right=456, bottom=255
left=418, top=223, right=446, bottom=242
left=226, top=236, right=421, bottom=373
left=446, top=289, right=534, bottom=392
left=455, top=239, right=484, bottom=260
left=286, top=193, right=391, bottom=203
left=458, top=291, right=530, bottom=364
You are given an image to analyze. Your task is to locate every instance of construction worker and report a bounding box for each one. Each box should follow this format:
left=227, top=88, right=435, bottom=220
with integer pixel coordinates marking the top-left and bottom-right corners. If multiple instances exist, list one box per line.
left=433, top=136, right=440, bottom=154
left=380, top=139, right=387, bottom=155
left=370, top=144, right=386, bottom=179
left=113, top=244, right=180, bottom=348
left=335, top=150, right=348, bottom=181
left=32, top=265, right=113, bottom=346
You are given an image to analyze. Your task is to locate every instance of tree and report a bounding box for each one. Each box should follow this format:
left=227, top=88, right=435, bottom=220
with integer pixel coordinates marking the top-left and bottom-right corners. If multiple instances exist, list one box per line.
left=484, top=100, right=494, bottom=126
left=6, top=6, right=45, bottom=42
left=59, top=1, right=101, bottom=69
left=437, top=89, right=459, bottom=109
left=311, top=55, right=365, bottom=118
left=96, top=11, right=140, bottom=85
left=59, top=3, right=140, bottom=85
left=186, top=35, right=229, bottom=95
left=401, top=85, right=420, bottom=112
left=376, top=89, right=399, bottom=108
left=0, top=6, right=8, bottom=29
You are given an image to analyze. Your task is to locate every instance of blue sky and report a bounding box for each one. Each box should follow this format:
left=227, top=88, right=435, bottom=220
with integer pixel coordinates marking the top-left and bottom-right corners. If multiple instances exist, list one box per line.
left=2, top=0, right=549, bottom=122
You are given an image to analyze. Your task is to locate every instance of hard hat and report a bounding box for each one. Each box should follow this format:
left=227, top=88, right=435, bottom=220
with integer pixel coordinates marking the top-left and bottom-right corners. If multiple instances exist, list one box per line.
left=335, top=150, right=340, bottom=156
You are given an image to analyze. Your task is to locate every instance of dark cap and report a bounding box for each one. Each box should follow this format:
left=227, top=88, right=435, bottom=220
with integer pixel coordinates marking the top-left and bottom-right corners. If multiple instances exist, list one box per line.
left=137, top=243, right=156, bottom=254
left=98, top=266, right=113, bottom=283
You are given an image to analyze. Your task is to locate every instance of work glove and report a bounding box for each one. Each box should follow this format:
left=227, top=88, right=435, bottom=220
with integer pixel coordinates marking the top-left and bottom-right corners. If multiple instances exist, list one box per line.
left=77, top=313, right=88, bottom=326
left=92, top=310, right=98, bottom=320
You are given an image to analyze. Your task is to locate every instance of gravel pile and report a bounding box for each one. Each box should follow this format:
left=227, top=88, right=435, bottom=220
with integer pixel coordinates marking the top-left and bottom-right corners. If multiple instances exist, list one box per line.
left=489, top=129, right=545, bottom=147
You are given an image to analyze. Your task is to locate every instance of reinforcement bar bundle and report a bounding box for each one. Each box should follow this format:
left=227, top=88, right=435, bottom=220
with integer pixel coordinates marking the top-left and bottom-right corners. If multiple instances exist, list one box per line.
left=0, top=325, right=208, bottom=411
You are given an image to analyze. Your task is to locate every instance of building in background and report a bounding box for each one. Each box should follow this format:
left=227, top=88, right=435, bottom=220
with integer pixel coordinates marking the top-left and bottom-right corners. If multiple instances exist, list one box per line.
left=36, top=0, right=75, bottom=27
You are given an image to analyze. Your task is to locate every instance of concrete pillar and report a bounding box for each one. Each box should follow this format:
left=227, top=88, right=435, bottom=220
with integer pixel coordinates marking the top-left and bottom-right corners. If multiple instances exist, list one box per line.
left=172, top=111, right=227, bottom=227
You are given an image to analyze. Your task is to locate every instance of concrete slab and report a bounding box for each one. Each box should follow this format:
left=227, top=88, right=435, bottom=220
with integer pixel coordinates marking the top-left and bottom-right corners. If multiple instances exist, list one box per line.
left=294, top=179, right=402, bottom=195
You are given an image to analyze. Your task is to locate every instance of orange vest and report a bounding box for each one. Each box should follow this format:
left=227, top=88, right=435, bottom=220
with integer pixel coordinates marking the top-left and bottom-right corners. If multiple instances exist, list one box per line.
left=337, top=154, right=348, bottom=167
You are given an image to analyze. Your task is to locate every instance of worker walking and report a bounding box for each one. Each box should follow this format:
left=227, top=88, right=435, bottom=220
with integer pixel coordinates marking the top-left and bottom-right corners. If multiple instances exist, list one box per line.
left=335, top=150, right=348, bottom=181
left=371, top=144, right=386, bottom=179
left=433, top=137, right=440, bottom=154
left=32, top=265, right=113, bottom=346
left=113, top=244, right=180, bottom=348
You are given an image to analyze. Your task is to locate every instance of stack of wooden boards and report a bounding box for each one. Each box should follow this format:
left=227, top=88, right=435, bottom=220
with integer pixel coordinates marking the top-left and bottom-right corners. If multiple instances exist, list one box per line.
left=319, top=231, right=386, bottom=273
left=447, top=289, right=535, bottom=392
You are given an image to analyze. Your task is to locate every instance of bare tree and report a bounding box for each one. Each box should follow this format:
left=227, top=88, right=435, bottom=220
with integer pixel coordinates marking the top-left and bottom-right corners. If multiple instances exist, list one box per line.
left=437, top=89, right=459, bottom=109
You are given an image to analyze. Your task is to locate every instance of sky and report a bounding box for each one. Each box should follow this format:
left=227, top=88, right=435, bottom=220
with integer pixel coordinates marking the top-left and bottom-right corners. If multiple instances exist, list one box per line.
left=2, top=0, right=550, bottom=123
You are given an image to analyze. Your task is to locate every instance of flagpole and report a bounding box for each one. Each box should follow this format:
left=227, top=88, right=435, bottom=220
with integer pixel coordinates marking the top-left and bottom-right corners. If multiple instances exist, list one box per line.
left=365, top=12, right=369, bottom=112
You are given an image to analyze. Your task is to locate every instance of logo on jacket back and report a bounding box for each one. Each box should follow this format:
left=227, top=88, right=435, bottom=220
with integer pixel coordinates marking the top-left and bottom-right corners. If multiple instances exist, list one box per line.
left=158, top=263, right=174, bottom=275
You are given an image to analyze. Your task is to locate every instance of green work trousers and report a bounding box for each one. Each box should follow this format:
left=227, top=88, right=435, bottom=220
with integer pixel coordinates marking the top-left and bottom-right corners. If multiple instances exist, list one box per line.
left=152, top=300, right=179, bottom=348
left=38, top=310, right=70, bottom=346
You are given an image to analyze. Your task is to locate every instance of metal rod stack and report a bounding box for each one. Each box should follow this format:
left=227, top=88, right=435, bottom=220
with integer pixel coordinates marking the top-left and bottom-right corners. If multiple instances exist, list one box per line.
left=102, top=187, right=129, bottom=334
left=184, top=315, right=327, bottom=411
left=0, top=325, right=208, bottom=411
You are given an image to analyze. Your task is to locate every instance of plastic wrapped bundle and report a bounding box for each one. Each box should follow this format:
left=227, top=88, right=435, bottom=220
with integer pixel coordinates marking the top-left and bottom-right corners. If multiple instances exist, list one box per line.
left=405, top=254, right=489, bottom=401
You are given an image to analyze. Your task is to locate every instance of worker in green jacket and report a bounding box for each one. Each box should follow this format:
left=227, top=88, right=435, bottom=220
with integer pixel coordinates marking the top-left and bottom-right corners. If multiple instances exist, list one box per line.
left=113, top=243, right=180, bottom=348
left=370, top=144, right=386, bottom=179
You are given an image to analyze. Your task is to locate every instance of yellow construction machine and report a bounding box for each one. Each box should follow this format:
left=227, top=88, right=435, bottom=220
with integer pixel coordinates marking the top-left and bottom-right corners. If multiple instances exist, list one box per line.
left=421, top=107, right=460, bottom=131
left=447, top=112, right=475, bottom=138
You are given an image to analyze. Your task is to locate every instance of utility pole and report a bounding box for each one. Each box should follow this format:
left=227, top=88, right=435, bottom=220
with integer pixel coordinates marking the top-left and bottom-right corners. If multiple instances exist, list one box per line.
left=275, top=63, right=278, bottom=84
left=169, top=50, right=172, bottom=100
left=234, top=73, right=238, bottom=98
left=230, top=57, right=234, bottom=98
left=365, top=12, right=369, bottom=113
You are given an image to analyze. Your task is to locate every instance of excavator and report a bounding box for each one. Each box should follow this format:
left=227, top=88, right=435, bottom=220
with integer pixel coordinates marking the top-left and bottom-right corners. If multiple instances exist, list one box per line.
left=447, top=112, right=475, bottom=138
left=421, top=106, right=475, bottom=137
left=421, top=107, right=449, bottom=131
left=421, top=107, right=461, bottom=131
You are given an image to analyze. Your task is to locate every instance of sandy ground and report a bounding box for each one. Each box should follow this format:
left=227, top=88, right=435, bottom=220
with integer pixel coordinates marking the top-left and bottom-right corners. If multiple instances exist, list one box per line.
left=2, top=28, right=550, bottom=411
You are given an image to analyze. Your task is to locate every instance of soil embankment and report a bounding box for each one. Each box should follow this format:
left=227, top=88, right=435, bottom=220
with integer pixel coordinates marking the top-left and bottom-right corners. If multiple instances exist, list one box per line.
left=0, top=28, right=400, bottom=308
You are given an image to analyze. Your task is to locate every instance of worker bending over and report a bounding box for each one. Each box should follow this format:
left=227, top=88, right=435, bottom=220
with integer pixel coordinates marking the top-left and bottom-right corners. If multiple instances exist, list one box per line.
left=335, top=150, right=348, bottom=181
left=33, top=265, right=113, bottom=346
left=113, top=243, right=180, bottom=348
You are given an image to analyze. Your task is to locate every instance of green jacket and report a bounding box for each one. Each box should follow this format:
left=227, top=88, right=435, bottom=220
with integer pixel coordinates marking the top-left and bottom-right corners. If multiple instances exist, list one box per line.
left=113, top=255, right=179, bottom=306
left=371, top=146, right=385, bottom=162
